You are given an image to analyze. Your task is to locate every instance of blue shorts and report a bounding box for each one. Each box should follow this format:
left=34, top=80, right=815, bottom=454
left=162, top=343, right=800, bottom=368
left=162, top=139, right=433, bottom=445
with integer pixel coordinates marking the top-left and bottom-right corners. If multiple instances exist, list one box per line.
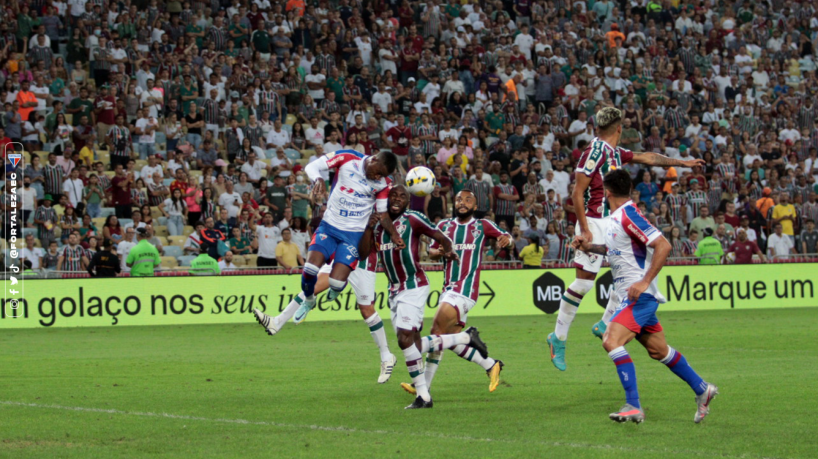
left=309, top=221, right=365, bottom=268
left=611, top=293, right=663, bottom=336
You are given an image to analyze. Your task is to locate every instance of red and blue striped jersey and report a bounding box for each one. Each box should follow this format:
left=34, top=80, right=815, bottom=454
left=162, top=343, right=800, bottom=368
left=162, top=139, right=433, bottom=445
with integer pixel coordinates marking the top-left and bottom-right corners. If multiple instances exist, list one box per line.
left=606, top=201, right=664, bottom=301
left=431, top=218, right=508, bottom=301
left=374, top=210, right=437, bottom=293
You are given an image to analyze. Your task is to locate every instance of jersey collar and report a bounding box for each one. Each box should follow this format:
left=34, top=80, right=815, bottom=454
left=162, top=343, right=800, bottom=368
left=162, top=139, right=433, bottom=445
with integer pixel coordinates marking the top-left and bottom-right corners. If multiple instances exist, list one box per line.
left=454, top=217, right=475, bottom=226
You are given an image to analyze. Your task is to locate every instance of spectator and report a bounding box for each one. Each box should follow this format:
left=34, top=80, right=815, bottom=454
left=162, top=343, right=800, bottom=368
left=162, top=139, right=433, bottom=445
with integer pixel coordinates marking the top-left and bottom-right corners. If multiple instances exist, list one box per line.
left=767, top=224, right=795, bottom=259
left=21, top=234, right=45, bottom=271
left=275, top=228, right=304, bottom=269
left=772, top=193, right=797, bottom=238
left=218, top=251, right=238, bottom=272
left=256, top=212, right=281, bottom=267
left=727, top=230, right=766, bottom=265
left=190, top=242, right=221, bottom=275
left=689, top=205, right=716, bottom=237
left=800, top=220, right=818, bottom=255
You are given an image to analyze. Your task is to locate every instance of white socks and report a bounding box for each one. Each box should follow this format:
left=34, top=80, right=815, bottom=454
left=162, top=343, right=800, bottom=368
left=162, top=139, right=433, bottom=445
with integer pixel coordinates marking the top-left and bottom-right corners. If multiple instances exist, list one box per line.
left=403, top=346, right=430, bottom=402
left=364, top=312, right=392, bottom=362
left=452, top=344, right=496, bottom=371
left=419, top=333, right=470, bottom=353
left=275, top=293, right=305, bottom=326
left=424, top=351, right=442, bottom=388
left=555, top=279, right=594, bottom=340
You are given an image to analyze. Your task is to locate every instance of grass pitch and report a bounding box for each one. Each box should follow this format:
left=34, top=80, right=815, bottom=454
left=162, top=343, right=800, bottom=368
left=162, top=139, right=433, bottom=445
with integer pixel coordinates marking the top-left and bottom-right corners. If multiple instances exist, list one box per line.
left=1, top=308, right=816, bottom=459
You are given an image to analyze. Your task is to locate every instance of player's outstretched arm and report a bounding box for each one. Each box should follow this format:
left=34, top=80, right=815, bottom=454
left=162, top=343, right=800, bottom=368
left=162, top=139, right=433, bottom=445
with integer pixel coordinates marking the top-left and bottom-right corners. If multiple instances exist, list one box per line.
left=430, top=230, right=458, bottom=261
left=627, top=236, right=671, bottom=301
left=572, top=235, right=608, bottom=256
left=631, top=151, right=705, bottom=168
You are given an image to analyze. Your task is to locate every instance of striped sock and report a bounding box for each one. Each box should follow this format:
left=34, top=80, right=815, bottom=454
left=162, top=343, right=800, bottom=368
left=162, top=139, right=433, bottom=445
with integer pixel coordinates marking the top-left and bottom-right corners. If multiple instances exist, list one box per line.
left=661, top=346, right=707, bottom=396
left=452, top=344, right=496, bottom=371
left=403, top=346, right=430, bottom=402
left=555, top=279, right=593, bottom=340
left=364, top=312, right=392, bottom=362
left=276, top=293, right=304, bottom=324
left=424, top=351, right=442, bottom=388
left=609, top=346, right=640, bottom=408
left=419, top=333, right=470, bottom=353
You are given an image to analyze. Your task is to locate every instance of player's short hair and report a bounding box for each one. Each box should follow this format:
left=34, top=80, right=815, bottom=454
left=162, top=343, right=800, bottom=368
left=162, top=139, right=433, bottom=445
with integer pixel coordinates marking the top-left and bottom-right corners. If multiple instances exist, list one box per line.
left=596, top=107, right=623, bottom=133
left=603, top=169, right=632, bottom=197
left=377, top=151, right=398, bottom=174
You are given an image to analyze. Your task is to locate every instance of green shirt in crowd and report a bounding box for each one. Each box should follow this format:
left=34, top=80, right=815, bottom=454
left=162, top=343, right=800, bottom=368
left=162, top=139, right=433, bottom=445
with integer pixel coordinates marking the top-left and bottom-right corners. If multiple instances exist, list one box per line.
left=190, top=253, right=221, bottom=275
left=694, top=237, right=724, bottom=265
left=126, top=239, right=161, bottom=276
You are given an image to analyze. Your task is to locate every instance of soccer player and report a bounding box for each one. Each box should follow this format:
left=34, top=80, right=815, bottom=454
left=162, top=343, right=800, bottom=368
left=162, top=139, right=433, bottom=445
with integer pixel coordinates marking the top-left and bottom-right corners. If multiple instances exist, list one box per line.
left=402, top=190, right=510, bottom=396
left=295, top=149, right=404, bottom=320
left=253, top=250, right=399, bottom=384
left=360, top=186, right=486, bottom=409
left=548, top=107, right=705, bottom=371
left=573, top=170, right=718, bottom=423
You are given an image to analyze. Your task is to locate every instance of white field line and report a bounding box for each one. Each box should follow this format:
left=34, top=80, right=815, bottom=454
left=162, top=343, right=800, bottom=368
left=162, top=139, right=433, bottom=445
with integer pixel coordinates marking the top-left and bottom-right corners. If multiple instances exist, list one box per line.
left=0, top=400, right=788, bottom=459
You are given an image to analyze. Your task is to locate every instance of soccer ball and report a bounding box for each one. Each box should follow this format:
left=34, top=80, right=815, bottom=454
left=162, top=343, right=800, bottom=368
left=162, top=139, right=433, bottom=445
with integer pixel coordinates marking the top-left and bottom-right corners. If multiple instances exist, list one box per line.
left=405, top=166, right=436, bottom=197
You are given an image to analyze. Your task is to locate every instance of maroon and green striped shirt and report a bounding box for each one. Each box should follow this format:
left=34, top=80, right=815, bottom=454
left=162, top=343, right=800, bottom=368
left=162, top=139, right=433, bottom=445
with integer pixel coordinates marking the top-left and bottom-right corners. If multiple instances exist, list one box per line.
left=374, top=210, right=437, bottom=294
left=431, top=218, right=508, bottom=301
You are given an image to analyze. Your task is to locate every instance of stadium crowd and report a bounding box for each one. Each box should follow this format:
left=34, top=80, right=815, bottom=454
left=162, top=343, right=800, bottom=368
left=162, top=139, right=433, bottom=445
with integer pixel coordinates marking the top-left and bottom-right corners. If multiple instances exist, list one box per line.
left=3, top=0, right=818, bottom=276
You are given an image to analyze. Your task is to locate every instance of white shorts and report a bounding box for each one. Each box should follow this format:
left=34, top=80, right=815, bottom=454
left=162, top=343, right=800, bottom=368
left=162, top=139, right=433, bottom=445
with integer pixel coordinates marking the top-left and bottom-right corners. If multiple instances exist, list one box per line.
left=318, top=263, right=376, bottom=306
left=439, top=290, right=476, bottom=327
left=388, top=285, right=429, bottom=331
left=574, top=217, right=608, bottom=274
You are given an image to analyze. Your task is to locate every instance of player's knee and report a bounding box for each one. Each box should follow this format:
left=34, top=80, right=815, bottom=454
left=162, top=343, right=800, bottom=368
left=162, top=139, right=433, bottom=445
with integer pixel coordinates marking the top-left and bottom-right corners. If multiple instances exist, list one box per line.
left=647, top=348, right=665, bottom=360
left=602, top=335, right=619, bottom=353
left=359, top=304, right=375, bottom=319
left=328, top=277, right=346, bottom=292
left=303, top=263, right=320, bottom=277
left=396, top=330, right=415, bottom=349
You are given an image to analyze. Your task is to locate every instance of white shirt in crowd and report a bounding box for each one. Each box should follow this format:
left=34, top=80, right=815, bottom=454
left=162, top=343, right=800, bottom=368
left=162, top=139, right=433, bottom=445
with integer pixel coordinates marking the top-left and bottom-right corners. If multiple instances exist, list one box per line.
left=256, top=225, right=281, bottom=259
left=241, top=160, right=268, bottom=182
left=22, top=246, right=45, bottom=269
left=767, top=233, right=794, bottom=258
left=62, top=177, right=84, bottom=208
left=266, top=128, right=290, bottom=149
left=218, top=191, right=242, bottom=218
left=118, top=239, right=137, bottom=272
left=218, top=259, right=237, bottom=271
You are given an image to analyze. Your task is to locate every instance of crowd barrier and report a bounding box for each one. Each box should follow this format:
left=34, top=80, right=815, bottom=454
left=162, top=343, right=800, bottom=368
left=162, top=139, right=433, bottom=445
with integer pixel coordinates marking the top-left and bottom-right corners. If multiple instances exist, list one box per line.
left=2, top=263, right=816, bottom=329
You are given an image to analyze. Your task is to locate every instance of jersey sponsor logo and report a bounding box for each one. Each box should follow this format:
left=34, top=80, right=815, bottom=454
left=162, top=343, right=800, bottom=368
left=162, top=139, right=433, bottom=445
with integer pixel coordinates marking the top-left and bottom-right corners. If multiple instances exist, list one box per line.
left=378, top=242, right=396, bottom=251
left=340, top=209, right=369, bottom=217
left=453, top=243, right=477, bottom=250
left=339, top=186, right=372, bottom=199
left=347, top=246, right=359, bottom=258
left=338, top=197, right=371, bottom=208
left=627, top=223, right=649, bottom=243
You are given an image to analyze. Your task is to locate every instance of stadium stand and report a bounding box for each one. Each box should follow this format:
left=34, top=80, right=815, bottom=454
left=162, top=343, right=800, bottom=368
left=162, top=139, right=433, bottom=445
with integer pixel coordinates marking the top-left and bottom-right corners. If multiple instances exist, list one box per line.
left=4, top=0, right=818, bottom=277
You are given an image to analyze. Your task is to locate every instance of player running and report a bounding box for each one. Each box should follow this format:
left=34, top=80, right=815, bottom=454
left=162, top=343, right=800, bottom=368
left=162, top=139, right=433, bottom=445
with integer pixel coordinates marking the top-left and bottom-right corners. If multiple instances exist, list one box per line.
left=360, top=186, right=487, bottom=409
left=572, top=170, right=718, bottom=424
left=252, top=249, right=399, bottom=384
left=548, top=107, right=705, bottom=371
left=293, top=150, right=404, bottom=322
left=401, top=190, right=510, bottom=396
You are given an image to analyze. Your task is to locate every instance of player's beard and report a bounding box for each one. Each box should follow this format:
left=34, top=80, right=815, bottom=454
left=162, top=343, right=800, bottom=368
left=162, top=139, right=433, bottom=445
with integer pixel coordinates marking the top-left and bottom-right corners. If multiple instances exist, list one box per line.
left=455, top=207, right=475, bottom=220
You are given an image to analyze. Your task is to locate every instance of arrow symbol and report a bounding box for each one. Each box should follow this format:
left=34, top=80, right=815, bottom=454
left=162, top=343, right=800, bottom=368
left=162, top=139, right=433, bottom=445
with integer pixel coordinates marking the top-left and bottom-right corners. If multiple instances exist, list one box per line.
left=480, top=282, right=495, bottom=309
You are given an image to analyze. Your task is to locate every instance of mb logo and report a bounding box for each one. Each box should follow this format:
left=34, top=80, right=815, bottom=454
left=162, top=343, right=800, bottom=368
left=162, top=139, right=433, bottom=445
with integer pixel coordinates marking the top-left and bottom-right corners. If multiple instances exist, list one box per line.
left=532, top=272, right=565, bottom=314
left=596, top=270, right=614, bottom=308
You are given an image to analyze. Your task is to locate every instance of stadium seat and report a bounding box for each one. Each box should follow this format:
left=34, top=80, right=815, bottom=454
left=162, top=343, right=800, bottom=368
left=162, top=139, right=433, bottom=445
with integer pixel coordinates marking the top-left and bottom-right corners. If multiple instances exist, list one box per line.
left=99, top=207, right=116, bottom=218
left=231, top=255, right=246, bottom=266
left=182, top=225, right=194, bottom=235
left=244, top=254, right=257, bottom=267
left=164, top=245, right=183, bottom=258
left=281, top=124, right=292, bottom=135
left=0, top=239, right=7, bottom=250
left=285, top=114, right=297, bottom=125
left=163, top=179, right=173, bottom=186
left=103, top=171, right=115, bottom=179
left=92, top=217, right=106, bottom=228
left=154, top=225, right=169, bottom=237
left=265, top=149, right=277, bottom=159
left=167, top=235, right=187, bottom=246
left=155, top=236, right=168, bottom=247
left=65, top=114, right=73, bottom=125
left=160, top=257, right=179, bottom=269
left=284, top=149, right=301, bottom=161
left=178, top=255, right=196, bottom=267
left=151, top=208, right=164, bottom=219
left=119, top=219, right=133, bottom=228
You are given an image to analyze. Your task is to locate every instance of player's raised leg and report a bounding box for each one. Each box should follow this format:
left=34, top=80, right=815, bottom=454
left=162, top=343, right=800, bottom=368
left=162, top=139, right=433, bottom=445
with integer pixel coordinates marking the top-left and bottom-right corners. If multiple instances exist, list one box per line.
left=602, top=317, right=644, bottom=423
left=639, top=330, right=718, bottom=423
left=253, top=273, right=331, bottom=335
left=428, top=293, right=503, bottom=393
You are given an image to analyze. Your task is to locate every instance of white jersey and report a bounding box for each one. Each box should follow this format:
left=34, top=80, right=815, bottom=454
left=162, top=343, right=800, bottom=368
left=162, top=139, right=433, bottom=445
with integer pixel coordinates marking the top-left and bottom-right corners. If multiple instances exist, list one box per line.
left=305, top=150, right=390, bottom=232
left=605, top=201, right=666, bottom=303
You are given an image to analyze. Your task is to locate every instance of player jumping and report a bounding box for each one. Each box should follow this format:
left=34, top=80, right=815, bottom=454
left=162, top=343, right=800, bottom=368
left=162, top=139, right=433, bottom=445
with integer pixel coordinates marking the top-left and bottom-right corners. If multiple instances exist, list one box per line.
left=573, top=170, right=718, bottom=423
left=293, top=150, right=404, bottom=322
left=253, top=250, right=399, bottom=384
left=548, top=107, right=705, bottom=371
left=361, top=186, right=487, bottom=409
left=400, top=190, right=510, bottom=396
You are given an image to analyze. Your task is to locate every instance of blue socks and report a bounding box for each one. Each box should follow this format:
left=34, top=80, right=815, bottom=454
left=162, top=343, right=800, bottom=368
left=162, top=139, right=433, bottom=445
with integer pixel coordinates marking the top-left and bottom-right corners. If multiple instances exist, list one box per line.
left=609, top=346, right=640, bottom=408
left=301, top=263, right=319, bottom=297
left=661, top=346, right=707, bottom=396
